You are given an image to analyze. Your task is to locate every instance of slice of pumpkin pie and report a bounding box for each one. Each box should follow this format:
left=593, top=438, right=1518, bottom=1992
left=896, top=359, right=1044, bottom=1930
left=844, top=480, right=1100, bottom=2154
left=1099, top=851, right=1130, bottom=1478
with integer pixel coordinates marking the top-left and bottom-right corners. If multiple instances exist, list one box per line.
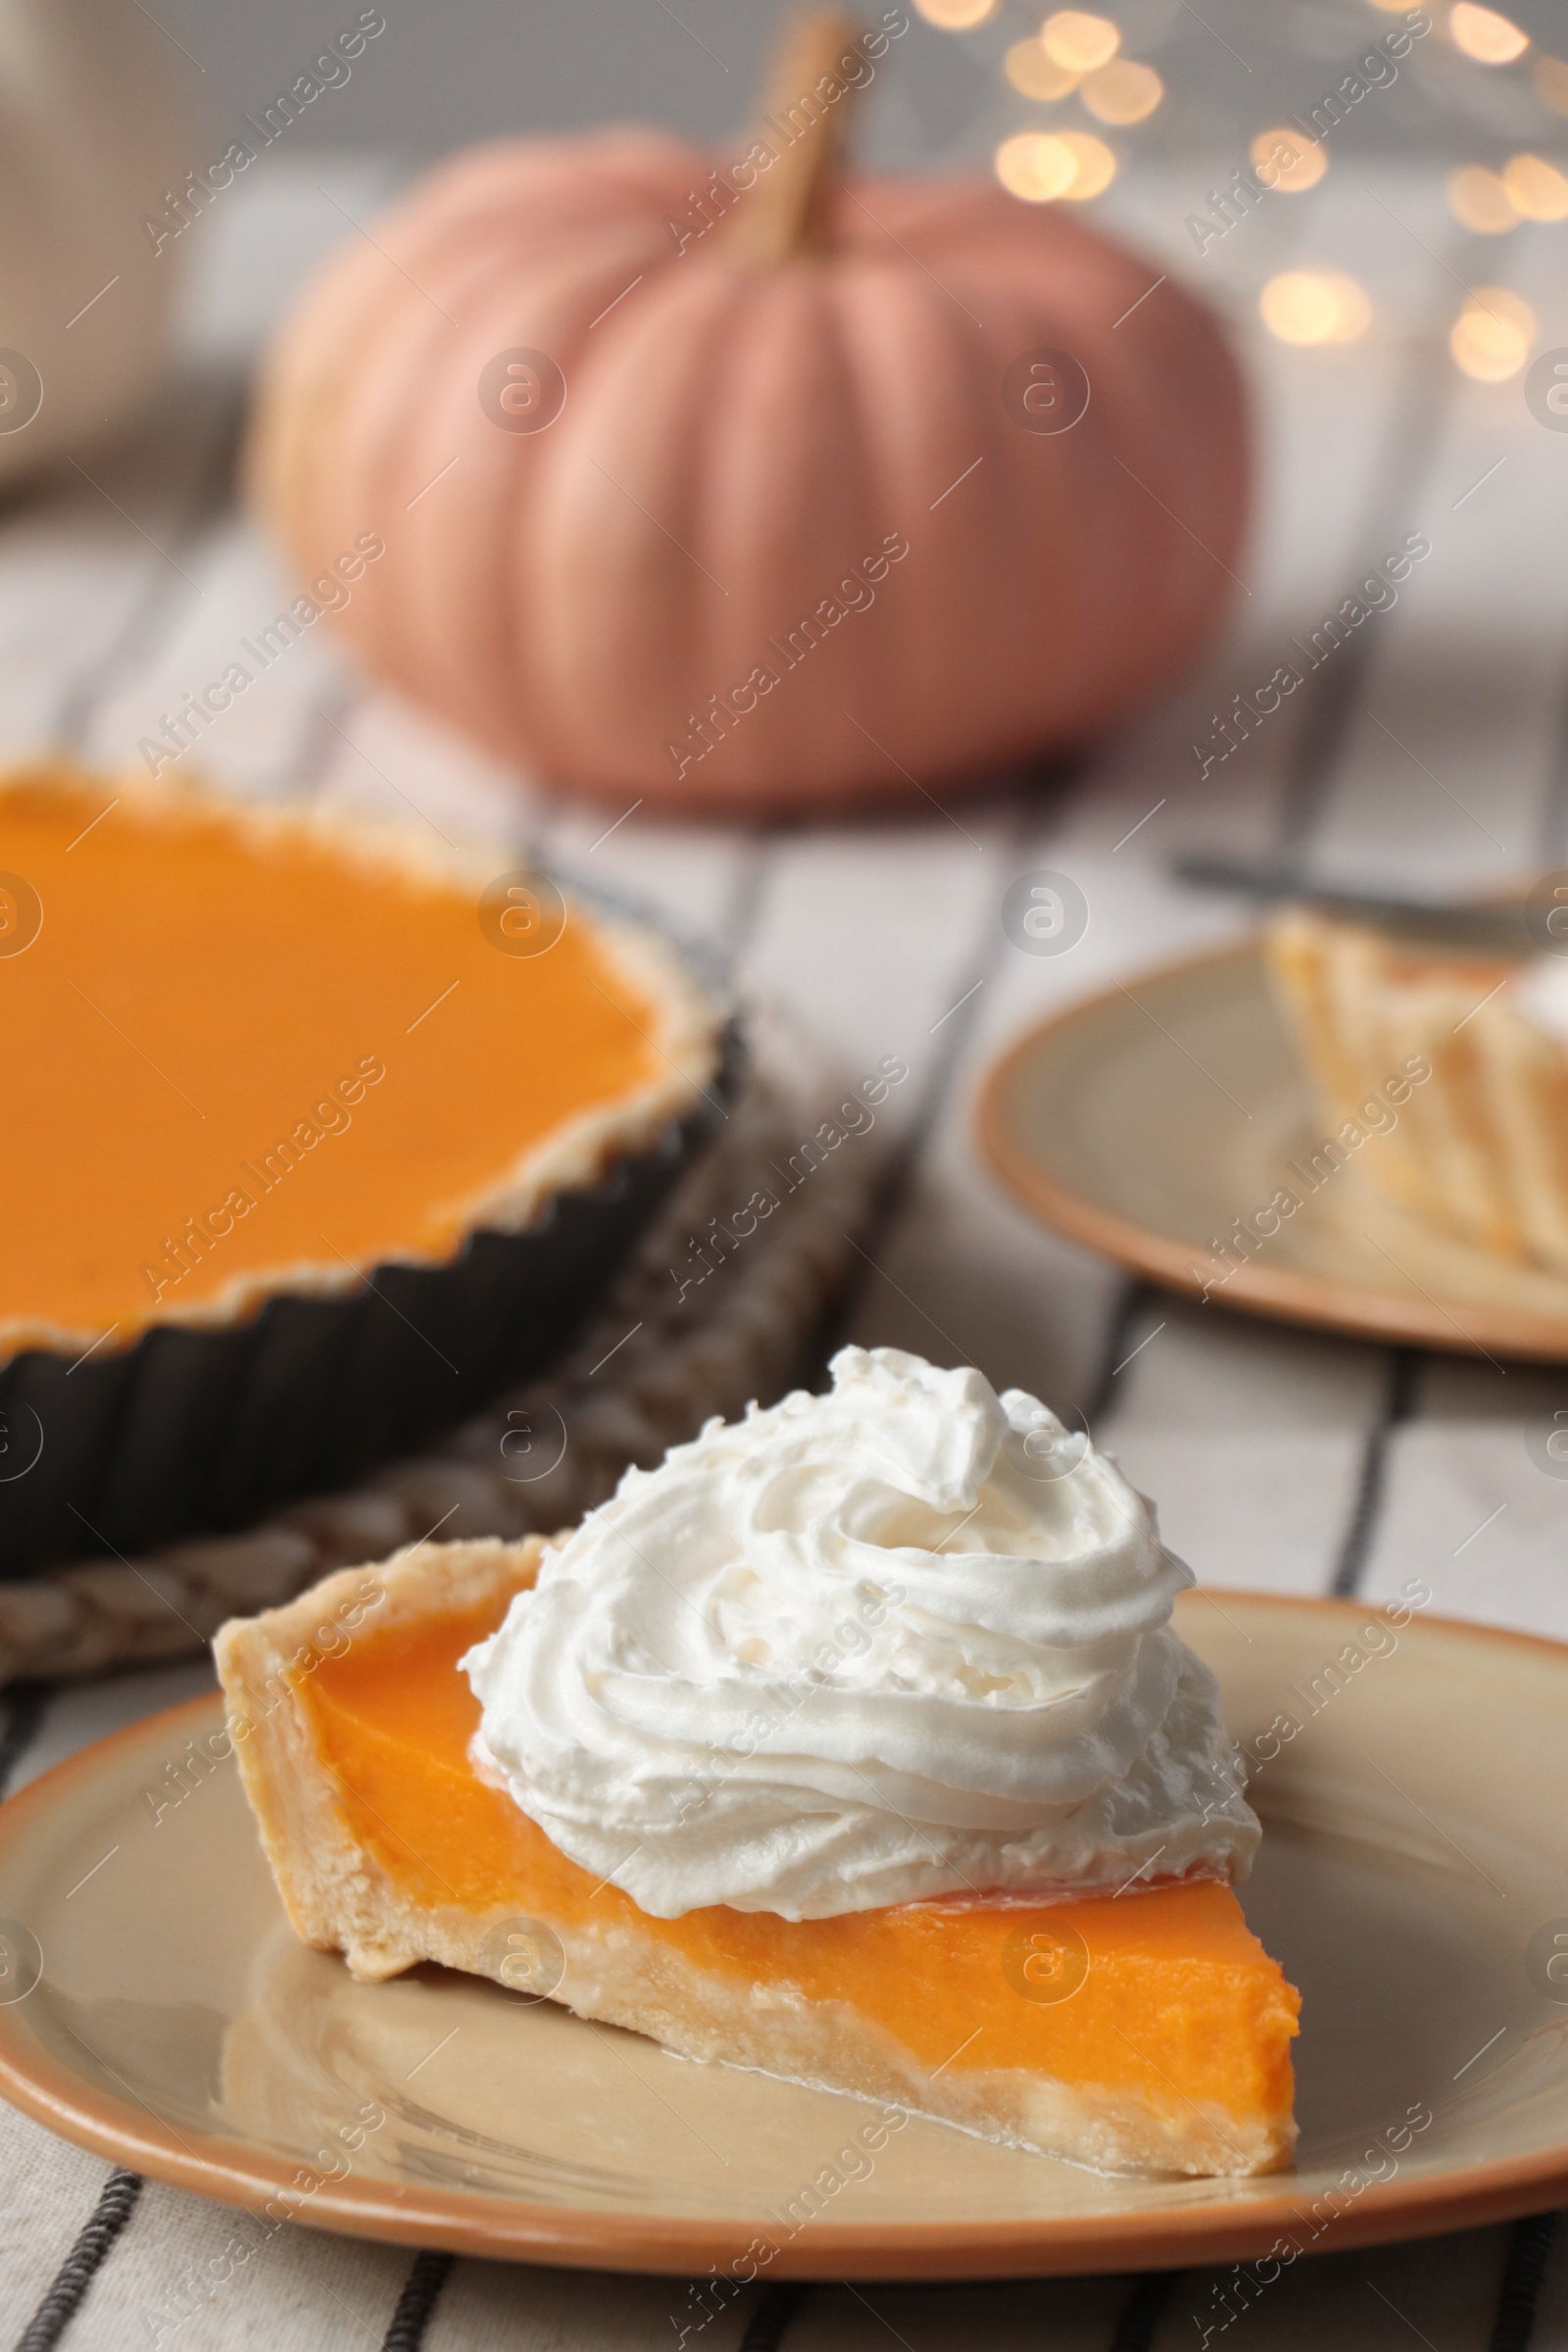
left=217, top=1347, right=1298, bottom=2179
left=1266, top=905, right=1568, bottom=1277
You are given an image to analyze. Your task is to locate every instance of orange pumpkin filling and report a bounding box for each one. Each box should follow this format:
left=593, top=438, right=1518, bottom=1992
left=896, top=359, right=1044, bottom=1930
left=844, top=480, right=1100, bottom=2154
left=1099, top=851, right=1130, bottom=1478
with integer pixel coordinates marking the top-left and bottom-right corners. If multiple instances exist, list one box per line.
left=297, top=1588, right=1299, bottom=2145
left=0, top=770, right=682, bottom=1349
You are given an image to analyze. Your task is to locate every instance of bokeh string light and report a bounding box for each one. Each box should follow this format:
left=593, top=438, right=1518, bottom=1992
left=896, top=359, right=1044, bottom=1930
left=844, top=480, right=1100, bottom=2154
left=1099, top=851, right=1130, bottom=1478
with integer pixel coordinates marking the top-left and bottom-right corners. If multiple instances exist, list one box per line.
left=912, top=0, right=1001, bottom=26
left=1040, top=10, right=1120, bottom=73
left=913, top=0, right=1564, bottom=385
left=1260, top=271, right=1373, bottom=346
left=994, top=126, right=1115, bottom=201
left=1446, top=153, right=1568, bottom=231
left=1250, top=127, right=1327, bottom=193
left=1504, top=153, right=1568, bottom=221
left=1447, top=164, right=1520, bottom=232
left=1004, top=39, right=1078, bottom=99
left=1080, top=59, right=1162, bottom=125
left=1056, top=128, right=1116, bottom=196
left=994, top=130, right=1079, bottom=201
left=1449, top=287, right=1537, bottom=380
left=1446, top=5, right=1529, bottom=67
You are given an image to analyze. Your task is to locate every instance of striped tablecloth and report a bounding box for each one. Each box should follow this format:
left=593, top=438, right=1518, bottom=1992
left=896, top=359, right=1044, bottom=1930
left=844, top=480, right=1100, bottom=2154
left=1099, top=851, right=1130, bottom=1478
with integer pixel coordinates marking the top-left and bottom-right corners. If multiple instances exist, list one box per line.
left=4, top=153, right=1568, bottom=2349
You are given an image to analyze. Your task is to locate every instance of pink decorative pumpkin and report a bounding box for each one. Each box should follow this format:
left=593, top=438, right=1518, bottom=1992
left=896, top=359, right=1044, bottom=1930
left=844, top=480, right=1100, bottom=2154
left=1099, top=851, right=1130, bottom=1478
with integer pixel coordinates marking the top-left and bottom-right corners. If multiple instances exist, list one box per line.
left=250, top=15, right=1249, bottom=810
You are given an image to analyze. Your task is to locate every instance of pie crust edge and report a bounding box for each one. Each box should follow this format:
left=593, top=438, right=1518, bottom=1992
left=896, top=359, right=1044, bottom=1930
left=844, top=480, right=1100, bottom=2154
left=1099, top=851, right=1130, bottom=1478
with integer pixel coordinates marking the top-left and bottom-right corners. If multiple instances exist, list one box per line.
left=216, top=1541, right=1297, bottom=2180
left=2, top=763, right=726, bottom=1362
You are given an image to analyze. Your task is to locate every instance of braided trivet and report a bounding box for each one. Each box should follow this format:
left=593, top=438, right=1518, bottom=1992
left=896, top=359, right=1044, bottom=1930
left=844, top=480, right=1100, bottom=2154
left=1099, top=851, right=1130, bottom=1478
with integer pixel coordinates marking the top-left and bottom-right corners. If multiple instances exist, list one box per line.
left=0, top=1017, right=884, bottom=1686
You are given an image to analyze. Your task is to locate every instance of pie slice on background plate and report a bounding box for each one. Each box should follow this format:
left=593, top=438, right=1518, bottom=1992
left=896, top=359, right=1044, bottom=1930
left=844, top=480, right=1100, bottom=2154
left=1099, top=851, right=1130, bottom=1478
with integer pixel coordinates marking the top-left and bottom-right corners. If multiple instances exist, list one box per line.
left=1265, top=906, right=1568, bottom=1277
left=216, top=1534, right=1299, bottom=2180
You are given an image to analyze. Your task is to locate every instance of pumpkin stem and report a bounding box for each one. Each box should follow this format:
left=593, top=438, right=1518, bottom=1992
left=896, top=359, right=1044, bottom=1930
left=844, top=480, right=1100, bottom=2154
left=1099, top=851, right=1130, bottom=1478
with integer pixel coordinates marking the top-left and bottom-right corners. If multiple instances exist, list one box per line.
left=719, top=10, right=863, bottom=264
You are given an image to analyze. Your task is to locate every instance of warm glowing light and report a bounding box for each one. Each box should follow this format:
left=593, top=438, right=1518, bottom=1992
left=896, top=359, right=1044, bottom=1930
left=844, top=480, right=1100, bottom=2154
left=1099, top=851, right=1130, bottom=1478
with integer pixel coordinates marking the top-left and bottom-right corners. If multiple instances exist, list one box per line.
left=1250, top=126, right=1327, bottom=192
left=1004, top=38, right=1079, bottom=98
left=1081, top=59, right=1163, bottom=123
left=1449, top=287, right=1536, bottom=379
left=1446, top=165, right=1519, bottom=232
left=1041, top=10, right=1120, bottom=73
left=1448, top=4, right=1529, bottom=65
left=1260, top=270, right=1373, bottom=345
left=995, top=131, right=1079, bottom=201
left=912, top=0, right=1000, bottom=25
left=1364, top=0, right=1411, bottom=11
left=1535, top=55, right=1568, bottom=115
left=994, top=127, right=1114, bottom=201
left=1058, top=128, right=1117, bottom=197
left=1503, top=152, right=1568, bottom=220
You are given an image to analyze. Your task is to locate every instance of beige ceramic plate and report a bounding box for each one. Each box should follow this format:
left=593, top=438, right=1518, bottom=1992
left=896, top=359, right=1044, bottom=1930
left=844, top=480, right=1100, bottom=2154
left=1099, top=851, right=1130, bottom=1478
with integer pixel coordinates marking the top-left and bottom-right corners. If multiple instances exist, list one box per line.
left=978, top=940, right=1568, bottom=1361
left=2, top=1593, right=1568, bottom=2278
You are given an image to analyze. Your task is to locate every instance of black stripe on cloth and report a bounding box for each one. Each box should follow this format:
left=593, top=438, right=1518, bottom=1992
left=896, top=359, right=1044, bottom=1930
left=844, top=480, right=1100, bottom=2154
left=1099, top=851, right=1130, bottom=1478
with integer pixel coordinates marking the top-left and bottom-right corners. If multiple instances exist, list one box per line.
left=1108, top=2269, right=1177, bottom=2350
left=718, top=824, right=777, bottom=971
left=381, top=2250, right=454, bottom=2351
left=13, top=2168, right=143, bottom=2352
left=738, top=2283, right=806, bottom=2350
left=0, top=1683, right=49, bottom=1801
left=1491, top=2210, right=1563, bottom=2352
left=1330, top=1348, right=1420, bottom=1597
left=1537, top=661, right=1568, bottom=865
left=1083, top=1277, right=1154, bottom=1430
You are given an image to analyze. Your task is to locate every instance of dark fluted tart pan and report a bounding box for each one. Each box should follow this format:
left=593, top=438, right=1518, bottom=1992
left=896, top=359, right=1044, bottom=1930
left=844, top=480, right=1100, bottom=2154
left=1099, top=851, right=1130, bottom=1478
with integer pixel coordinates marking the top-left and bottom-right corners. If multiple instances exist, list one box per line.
left=0, top=760, right=738, bottom=1577
left=0, top=1023, right=738, bottom=1577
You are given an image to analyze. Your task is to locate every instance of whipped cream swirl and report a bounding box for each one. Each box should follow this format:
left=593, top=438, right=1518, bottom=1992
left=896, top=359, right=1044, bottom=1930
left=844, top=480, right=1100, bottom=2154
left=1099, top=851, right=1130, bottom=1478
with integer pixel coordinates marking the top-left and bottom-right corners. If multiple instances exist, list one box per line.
left=465, top=1347, right=1258, bottom=1920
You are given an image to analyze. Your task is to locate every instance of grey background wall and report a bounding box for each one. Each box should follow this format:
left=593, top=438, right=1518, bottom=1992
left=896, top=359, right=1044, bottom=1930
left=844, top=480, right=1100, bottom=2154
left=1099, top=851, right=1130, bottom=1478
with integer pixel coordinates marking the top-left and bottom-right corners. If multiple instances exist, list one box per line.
left=154, top=0, right=1568, bottom=182
left=155, top=1, right=988, bottom=167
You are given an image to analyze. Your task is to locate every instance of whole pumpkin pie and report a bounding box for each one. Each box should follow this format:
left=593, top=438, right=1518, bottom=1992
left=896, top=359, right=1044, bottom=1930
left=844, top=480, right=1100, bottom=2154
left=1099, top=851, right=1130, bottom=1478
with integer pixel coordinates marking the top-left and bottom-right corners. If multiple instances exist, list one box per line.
left=218, top=1348, right=1298, bottom=2178
left=0, top=764, right=724, bottom=1569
